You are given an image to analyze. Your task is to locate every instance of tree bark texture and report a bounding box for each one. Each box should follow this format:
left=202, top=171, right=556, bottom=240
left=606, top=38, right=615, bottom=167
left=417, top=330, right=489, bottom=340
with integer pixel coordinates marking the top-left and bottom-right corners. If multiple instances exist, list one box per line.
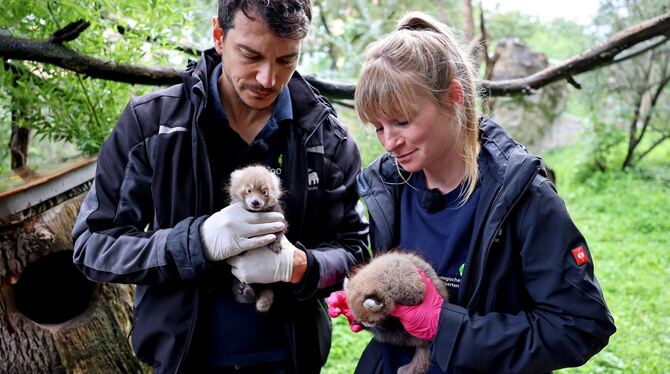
left=0, top=193, right=148, bottom=373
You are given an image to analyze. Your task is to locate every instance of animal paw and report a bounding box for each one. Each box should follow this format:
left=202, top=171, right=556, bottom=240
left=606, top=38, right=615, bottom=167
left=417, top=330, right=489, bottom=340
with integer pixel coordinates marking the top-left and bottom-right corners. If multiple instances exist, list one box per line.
left=256, top=289, right=274, bottom=313
left=397, top=364, right=420, bottom=374
left=232, top=283, right=256, bottom=304
left=268, top=238, right=282, bottom=253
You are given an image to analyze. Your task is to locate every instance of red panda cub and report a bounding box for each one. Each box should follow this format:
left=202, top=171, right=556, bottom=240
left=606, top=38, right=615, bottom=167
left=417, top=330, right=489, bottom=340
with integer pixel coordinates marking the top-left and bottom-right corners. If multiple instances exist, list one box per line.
left=228, top=165, right=287, bottom=312
left=344, top=252, right=449, bottom=374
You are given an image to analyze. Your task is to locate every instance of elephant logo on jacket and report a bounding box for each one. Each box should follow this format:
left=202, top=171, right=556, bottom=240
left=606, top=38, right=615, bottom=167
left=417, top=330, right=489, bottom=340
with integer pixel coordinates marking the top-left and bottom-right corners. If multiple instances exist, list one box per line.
left=307, top=169, right=319, bottom=190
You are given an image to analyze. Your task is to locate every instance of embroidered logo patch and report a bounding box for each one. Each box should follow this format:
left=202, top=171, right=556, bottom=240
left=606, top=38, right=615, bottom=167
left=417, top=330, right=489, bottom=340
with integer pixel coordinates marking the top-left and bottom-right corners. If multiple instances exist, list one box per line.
left=571, top=246, right=589, bottom=266
left=307, top=169, right=319, bottom=190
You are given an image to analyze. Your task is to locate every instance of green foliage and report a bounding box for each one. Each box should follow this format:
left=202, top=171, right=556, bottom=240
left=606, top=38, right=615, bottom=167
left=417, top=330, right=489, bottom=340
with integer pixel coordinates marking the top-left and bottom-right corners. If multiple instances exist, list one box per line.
left=0, top=0, right=203, bottom=155
left=573, top=0, right=670, bottom=171
left=485, top=11, right=593, bottom=61
left=574, top=114, right=629, bottom=177
left=544, top=142, right=670, bottom=374
left=322, top=317, right=371, bottom=374
left=304, top=0, right=461, bottom=81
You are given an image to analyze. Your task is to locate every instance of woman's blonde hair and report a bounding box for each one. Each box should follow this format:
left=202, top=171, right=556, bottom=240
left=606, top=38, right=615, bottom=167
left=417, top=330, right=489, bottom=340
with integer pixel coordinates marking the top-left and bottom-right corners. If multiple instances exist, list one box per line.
left=355, top=11, right=480, bottom=202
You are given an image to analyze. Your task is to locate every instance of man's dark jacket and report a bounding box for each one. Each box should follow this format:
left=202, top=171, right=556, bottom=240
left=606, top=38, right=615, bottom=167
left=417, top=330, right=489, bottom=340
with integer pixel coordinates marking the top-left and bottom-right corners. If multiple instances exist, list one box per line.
left=72, top=49, right=369, bottom=373
left=355, top=118, right=615, bottom=373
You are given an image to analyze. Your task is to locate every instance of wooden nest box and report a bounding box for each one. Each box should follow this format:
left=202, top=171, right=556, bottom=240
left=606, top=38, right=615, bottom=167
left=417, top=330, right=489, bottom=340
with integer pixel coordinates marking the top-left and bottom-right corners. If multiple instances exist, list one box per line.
left=0, top=158, right=146, bottom=372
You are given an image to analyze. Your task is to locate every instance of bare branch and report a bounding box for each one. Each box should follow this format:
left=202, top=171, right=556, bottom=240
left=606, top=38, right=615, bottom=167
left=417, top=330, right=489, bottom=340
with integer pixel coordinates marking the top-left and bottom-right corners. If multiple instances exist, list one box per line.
left=302, top=75, right=355, bottom=100
left=49, top=19, right=90, bottom=44
left=1, top=11, right=669, bottom=98
left=0, top=34, right=182, bottom=85
left=483, top=11, right=670, bottom=96
left=331, top=99, right=354, bottom=109
left=566, top=76, right=582, bottom=89
left=622, top=53, right=670, bottom=169
left=605, top=35, right=669, bottom=67
left=637, top=133, right=670, bottom=162
left=622, top=61, right=653, bottom=169
left=637, top=72, right=670, bottom=145
left=176, top=43, right=201, bottom=56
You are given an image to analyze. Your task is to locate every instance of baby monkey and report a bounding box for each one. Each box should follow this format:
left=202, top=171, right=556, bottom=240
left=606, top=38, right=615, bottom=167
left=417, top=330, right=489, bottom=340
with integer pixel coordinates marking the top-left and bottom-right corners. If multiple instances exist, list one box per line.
left=228, top=165, right=287, bottom=312
left=344, top=252, right=449, bottom=374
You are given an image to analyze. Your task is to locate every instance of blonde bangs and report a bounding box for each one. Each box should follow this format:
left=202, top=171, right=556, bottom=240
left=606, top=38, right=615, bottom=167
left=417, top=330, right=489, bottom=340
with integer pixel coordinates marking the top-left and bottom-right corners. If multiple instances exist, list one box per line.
left=355, top=58, right=422, bottom=126
left=356, top=11, right=482, bottom=205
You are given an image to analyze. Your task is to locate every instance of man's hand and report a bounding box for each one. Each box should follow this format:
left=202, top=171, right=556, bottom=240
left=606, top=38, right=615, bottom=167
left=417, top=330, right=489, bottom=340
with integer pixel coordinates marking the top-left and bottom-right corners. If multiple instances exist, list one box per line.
left=199, top=202, right=285, bottom=262
left=389, top=269, right=444, bottom=341
left=227, top=236, right=296, bottom=283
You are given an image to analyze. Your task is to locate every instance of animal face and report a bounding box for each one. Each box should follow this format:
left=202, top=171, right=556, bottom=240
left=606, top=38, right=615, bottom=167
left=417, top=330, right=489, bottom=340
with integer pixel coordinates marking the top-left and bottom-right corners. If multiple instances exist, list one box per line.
left=241, top=184, right=275, bottom=211
left=229, top=166, right=281, bottom=211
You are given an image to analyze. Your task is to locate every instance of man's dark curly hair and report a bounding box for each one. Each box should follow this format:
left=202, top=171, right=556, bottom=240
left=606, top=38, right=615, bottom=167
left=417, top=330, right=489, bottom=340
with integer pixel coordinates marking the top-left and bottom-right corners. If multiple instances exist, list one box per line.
left=218, top=0, right=312, bottom=40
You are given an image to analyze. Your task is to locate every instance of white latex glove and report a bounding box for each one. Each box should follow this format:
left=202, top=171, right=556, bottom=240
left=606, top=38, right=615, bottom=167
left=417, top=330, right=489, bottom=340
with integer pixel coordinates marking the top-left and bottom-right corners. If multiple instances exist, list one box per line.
left=200, top=201, right=285, bottom=262
left=227, top=236, right=297, bottom=284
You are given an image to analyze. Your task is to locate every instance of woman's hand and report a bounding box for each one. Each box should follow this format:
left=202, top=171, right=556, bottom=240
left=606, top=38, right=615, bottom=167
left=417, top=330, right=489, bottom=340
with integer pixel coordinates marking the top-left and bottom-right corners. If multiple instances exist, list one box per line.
left=390, top=269, right=444, bottom=341
left=327, top=290, right=363, bottom=333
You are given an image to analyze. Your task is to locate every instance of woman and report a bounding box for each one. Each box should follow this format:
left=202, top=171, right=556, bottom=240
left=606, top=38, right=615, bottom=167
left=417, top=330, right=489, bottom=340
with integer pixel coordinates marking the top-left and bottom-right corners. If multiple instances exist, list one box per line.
left=333, top=11, right=616, bottom=374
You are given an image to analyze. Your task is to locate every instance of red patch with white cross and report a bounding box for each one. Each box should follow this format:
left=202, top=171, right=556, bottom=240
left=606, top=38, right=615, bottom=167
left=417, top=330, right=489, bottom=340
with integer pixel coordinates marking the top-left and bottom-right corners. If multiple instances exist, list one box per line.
left=571, top=246, right=589, bottom=266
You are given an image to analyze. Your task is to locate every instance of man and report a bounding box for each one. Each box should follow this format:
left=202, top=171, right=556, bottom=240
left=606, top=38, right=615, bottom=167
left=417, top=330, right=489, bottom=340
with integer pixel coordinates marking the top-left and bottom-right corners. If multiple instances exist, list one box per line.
left=71, top=1, right=369, bottom=372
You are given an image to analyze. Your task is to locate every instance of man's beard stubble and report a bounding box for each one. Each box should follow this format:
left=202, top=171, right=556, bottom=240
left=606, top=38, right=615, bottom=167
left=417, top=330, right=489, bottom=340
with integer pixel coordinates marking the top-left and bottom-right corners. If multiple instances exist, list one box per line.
left=223, top=66, right=277, bottom=111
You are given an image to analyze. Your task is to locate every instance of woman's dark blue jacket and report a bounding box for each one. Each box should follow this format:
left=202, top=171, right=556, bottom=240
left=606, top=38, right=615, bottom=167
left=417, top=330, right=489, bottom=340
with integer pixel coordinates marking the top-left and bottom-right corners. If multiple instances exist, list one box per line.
left=355, top=118, right=616, bottom=373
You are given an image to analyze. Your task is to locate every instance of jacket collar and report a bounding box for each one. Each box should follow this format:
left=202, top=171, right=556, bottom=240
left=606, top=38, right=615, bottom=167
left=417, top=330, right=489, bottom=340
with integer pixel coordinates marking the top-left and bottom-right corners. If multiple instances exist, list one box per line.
left=476, top=117, right=544, bottom=221
left=183, top=48, right=332, bottom=135
left=287, top=70, right=335, bottom=134
left=357, top=118, right=544, bottom=252
left=181, top=48, right=219, bottom=105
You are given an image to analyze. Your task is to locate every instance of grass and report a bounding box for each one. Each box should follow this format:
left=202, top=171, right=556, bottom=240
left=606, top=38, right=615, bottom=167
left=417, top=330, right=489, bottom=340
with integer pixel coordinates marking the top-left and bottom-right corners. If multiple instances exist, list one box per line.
left=546, top=145, right=670, bottom=374
left=323, top=107, right=670, bottom=373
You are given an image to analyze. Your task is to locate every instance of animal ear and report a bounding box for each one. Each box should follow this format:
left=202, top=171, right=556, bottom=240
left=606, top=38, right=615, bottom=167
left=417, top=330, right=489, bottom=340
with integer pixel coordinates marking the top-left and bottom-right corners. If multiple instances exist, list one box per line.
left=230, top=170, right=241, bottom=181
left=363, top=296, right=384, bottom=312
left=271, top=173, right=282, bottom=195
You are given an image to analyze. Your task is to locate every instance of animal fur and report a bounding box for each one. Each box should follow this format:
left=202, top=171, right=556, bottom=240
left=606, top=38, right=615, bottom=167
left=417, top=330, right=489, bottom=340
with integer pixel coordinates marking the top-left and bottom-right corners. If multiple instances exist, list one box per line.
left=228, top=165, right=287, bottom=312
left=344, top=252, right=449, bottom=374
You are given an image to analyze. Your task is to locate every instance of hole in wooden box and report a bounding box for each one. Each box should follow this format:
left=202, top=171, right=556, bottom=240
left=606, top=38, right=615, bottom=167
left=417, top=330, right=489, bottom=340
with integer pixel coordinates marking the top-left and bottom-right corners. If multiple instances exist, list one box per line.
left=12, top=250, right=95, bottom=325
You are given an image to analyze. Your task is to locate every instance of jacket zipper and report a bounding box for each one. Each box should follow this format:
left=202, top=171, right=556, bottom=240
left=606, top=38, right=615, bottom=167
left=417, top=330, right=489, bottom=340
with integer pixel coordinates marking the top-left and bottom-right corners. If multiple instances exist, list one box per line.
left=466, top=167, right=539, bottom=309
left=176, top=91, right=205, bottom=373
left=191, top=92, right=206, bottom=216
left=463, top=185, right=501, bottom=307
left=283, top=109, right=330, bottom=372
left=298, top=111, right=330, bottom=228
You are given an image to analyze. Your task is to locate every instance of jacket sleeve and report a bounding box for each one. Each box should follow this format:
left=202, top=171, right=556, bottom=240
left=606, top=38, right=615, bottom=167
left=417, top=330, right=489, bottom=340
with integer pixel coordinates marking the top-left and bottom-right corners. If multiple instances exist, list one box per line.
left=72, top=99, right=207, bottom=285
left=293, top=117, right=370, bottom=300
left=432, top=179, right=616, bottom=373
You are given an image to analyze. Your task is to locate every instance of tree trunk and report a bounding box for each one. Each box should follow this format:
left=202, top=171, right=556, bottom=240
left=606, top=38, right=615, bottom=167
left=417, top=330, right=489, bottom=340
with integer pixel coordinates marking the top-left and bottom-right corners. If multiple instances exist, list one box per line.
left=0, top=192, right=148, bottom=373
left=9, top=126, right=30, bottom=171
left=463, top=0, right=474, bottom=41
left=9, top=62, right=32, bottom=176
